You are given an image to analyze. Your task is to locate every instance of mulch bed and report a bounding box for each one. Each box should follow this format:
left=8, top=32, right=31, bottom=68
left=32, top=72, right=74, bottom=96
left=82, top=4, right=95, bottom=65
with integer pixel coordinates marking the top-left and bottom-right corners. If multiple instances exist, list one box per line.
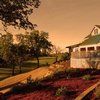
left=1, top=69, right=100, bottom=100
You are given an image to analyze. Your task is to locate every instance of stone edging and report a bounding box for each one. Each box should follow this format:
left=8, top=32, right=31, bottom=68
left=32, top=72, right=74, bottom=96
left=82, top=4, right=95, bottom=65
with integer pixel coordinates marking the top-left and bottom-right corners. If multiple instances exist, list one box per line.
left=75, top=81, right=100, bottom=100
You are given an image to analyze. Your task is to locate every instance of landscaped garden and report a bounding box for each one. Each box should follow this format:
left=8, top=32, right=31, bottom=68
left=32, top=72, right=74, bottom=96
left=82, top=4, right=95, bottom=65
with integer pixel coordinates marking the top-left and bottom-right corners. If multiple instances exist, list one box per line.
left=1, top=68, right=100, bottom=100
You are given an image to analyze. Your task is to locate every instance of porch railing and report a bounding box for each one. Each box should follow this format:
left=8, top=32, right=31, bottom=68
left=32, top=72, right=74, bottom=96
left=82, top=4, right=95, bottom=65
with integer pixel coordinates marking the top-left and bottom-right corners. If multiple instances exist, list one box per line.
left=71, top=51, right=100, bottom=59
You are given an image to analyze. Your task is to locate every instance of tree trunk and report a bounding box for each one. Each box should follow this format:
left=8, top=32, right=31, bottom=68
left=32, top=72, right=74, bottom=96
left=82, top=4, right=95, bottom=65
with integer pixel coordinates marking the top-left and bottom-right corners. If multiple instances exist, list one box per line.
left=36, top=56, right=40, bottom=67
left=55, top=56, right=58, bottom=62
left=19, top=64, right=22, bottom=73
left=12, top=66, right=15, bottom=76
left=19, top=59, right=22, bottom=73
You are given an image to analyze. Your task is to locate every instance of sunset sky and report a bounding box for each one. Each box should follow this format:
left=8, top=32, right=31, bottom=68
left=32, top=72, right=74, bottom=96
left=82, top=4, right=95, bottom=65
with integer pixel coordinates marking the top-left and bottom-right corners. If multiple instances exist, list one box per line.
left=1, top=0, right=100, bottom=49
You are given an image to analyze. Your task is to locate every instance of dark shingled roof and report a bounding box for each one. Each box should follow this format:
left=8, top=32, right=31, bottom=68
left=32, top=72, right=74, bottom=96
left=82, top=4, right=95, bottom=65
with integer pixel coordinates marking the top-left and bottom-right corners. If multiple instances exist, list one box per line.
left=95, top=25, right=100, bottom=29
left=80, top=34, right=100, bottom=46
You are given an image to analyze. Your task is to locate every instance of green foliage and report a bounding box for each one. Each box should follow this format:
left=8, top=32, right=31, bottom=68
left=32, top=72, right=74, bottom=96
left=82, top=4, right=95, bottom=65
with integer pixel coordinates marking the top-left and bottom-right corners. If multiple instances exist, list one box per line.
left=0, top=32, right=13, bottom=66
left=0, top=29, right=52, bottom=76
left=66, top=68, right=81, bottom=78
left=86, top=52, right=100, bottom=69
left=11, top=78, right=41, bottom=94
left=0, top=0, right=40, bottom=29
left=60, top=52, right=70, bottom=61
left=56, top=87, right=69, bottom=96
left=82, top=74, right=92, bottom=80
left=20, top=30, right=53, bottom=67
left=94, top=85, right=100, bottom=98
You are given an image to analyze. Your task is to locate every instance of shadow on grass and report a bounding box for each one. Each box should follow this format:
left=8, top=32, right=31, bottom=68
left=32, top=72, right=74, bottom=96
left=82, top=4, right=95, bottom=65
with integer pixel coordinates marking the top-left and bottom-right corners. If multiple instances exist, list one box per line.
left=22, top=61, right=50, bottom=68
left=22, top=62, right=37, bottom=67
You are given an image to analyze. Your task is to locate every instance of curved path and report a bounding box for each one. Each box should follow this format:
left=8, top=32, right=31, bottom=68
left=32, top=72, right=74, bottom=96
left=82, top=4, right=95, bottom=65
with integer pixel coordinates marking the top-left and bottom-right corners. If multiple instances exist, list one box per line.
left=0, top=63, right=66, bottom=94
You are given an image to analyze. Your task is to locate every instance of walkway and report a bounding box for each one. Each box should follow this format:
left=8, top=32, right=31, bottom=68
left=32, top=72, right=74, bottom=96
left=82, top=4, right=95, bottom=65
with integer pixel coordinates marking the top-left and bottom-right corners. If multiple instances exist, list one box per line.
left=0, top=62, right=67, bottom=93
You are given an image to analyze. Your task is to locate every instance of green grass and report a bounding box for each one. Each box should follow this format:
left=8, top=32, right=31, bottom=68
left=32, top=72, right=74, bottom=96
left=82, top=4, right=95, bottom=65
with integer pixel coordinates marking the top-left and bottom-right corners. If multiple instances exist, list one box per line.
left=0, top=56, right=56, bottom=81
left=23, top=56, right=56, bottom=67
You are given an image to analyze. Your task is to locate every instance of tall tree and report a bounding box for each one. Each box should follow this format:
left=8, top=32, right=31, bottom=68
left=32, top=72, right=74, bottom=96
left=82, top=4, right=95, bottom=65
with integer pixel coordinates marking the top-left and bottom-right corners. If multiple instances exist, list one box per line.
left=0, top=32, right=13, bottom=62
left=9, top=44, right=17, bottom=75
left=17, top=45, right=28, bottom=73
left=16, top=34, right=30, bottom=73
left=0, top=0, right=40, bottom=30
left=0, top=32, right=16, bottom=75
left=9, top=44, right=27, bottom=75
left=26, top=30, right=52, bottom=67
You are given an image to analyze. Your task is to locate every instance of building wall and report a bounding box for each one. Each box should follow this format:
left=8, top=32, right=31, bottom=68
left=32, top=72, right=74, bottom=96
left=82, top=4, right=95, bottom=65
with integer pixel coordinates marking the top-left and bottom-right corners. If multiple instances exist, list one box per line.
left=71, top=58, right=89, bottom=68
left=71, top=58, right=100, bottom=69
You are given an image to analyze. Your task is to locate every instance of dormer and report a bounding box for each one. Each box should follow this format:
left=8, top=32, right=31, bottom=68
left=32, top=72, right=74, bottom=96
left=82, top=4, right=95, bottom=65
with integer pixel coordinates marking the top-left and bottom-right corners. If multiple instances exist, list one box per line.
left=85, top=25, right=100, bottom=39
left=91, top=25, right=100, bottom=36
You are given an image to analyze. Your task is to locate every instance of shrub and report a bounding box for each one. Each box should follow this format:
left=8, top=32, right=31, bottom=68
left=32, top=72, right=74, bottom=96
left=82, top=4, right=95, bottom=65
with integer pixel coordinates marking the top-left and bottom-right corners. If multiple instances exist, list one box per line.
left=27, top=75, right=34, bottom=84
left=60, top=52, right=70, bottom=61
left=11, top=79, right=41, bottom=94
left=82, top=75, right=92, bottom=80
left=66, top=68, right=81, bottom=78
left=56, top=87, right=69, bottom=96
left=42, top=74, right=54, bottom=82
left=94, top=85, right=100, bottom=98
left=11, top=84, right=25, bottom=93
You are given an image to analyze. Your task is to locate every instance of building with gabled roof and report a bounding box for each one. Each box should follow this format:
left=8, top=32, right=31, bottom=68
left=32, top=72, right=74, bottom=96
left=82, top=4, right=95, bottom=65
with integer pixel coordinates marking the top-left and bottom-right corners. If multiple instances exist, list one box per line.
left=67, top=25, right=100, bottom=69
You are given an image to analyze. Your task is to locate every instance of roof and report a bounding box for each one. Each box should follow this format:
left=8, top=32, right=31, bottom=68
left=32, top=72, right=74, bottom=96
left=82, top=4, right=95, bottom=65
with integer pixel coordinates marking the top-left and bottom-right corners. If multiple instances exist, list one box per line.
left=95, top=25, right=100, bottom=29
left=66, top=43, right=80, bottom=48
left=84, top=25, right=100, bottom=39
left=80, top=34, right=100, bottom=46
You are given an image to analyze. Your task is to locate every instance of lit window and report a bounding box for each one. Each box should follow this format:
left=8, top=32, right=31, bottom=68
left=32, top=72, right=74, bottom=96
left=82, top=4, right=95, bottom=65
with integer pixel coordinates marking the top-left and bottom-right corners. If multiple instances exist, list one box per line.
left=80, top=48, right=86, bottom=51
left=88, top=47, right=94, bottom=51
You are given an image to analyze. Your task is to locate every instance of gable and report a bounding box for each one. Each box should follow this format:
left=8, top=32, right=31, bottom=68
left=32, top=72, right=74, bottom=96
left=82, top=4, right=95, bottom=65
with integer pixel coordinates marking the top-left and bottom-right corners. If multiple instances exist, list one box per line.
left=85, top=25, right=100, bottom=39
left=91, top=25, right=100, bottom=36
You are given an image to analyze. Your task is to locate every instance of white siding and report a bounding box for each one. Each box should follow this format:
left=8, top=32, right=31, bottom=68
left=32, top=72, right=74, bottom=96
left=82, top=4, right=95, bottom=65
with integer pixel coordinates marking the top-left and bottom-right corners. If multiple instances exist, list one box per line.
left=71, top=58, right=100, bottom=69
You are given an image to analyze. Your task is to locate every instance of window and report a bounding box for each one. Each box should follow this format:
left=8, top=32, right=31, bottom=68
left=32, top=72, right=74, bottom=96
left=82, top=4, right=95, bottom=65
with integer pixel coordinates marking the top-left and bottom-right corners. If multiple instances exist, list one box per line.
left=80, top=48, right=86, bottom=51
left=87, top=47, right=94, bottom=51
left=74, top=48, right=78, bottom=52
left=94, top=29, right=98, bottom=35
left=97, top=46, right=100, bottom=51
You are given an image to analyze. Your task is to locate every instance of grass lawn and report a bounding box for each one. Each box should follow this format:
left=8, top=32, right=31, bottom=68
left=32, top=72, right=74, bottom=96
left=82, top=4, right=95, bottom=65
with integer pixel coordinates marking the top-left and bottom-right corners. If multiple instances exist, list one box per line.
left=0, top=56, right=56, bottom=81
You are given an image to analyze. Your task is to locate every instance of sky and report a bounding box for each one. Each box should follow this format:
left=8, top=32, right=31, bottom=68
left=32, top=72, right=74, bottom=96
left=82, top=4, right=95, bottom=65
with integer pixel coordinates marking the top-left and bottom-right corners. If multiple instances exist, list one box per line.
left=1, top=0, right=100, bottom=49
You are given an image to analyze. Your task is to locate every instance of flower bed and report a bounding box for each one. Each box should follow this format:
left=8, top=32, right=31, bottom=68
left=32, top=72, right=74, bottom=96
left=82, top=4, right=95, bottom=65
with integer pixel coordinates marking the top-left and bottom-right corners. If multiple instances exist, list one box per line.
left=2, top=69, right=100, bottom=100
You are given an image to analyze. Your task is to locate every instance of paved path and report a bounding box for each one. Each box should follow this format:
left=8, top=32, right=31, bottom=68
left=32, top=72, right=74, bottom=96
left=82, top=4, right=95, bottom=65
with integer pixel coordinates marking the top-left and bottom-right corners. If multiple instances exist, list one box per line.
left=0, top=63, right=67, bottom=93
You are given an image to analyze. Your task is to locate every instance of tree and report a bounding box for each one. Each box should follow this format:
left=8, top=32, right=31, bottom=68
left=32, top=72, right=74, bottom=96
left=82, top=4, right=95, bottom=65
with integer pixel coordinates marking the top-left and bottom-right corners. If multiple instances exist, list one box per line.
left=15, top=33, right=31, bottom=73
left=8, top=44, right=17, bottom=75
left=0, top=32, right=28, bottom=75
left=0, top=32, right=13, bottom=63
left=10, top=44, right=29, bottom=74
left=0, top=0, right=40, bottom=30
left=52, top=45, right=62, bottom=62
left=25, top=30, right=52, bottom=67
left=86, top=52, right=100, bottom=69
left=0, top=32, right=16, bottom=75
left=60, top=52, right=70, bottom=61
